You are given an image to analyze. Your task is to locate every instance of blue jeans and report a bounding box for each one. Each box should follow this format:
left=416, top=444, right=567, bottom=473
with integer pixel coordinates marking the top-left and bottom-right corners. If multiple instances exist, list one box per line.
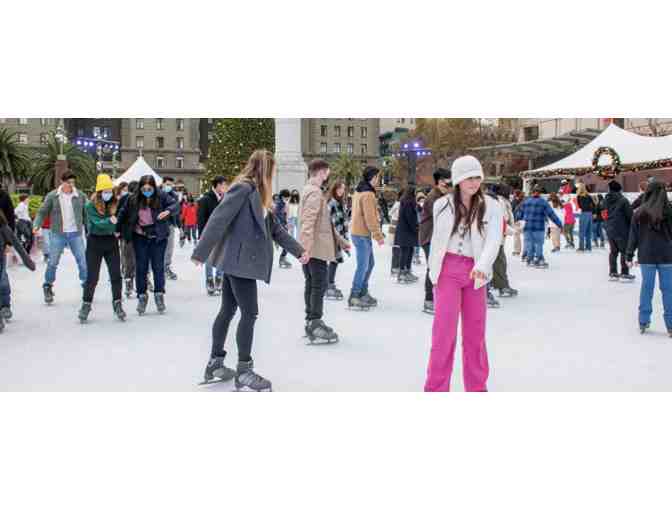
left=526, top=230, right=546, bottom=262
left=351, top=235, right=375, bottom=295
left=593, top=221, right=605, bottom=245
left=639, top=264, right=672, bottom=329
left=579, top=212, right=593, bottom=251
left=133, top=234, right=167, bottom=295
left=0, top=250, right=11, bottom=308
left=44, top=232, right=88, bottom=285
left=205, top=260, right=223, bottom=283
left=41, top=229, right=51, bottom=257
left=287, top=217, right=298, bottom=239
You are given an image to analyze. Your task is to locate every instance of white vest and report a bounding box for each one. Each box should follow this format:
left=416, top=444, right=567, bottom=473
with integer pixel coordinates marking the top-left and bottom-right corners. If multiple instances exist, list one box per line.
left=428, top=194, right=503, bottom=284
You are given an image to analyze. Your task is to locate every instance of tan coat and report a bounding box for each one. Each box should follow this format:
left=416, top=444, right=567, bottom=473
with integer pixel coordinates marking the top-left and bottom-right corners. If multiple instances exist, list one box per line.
left=300, top=180, right=348, bottom=262
left=350, top=190, right=384, bottom=242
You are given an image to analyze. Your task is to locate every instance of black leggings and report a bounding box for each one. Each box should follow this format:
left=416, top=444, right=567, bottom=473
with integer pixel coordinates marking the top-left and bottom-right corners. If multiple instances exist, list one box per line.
left=399, top=246, right=414, bottom=271
left=328, top=261, right=338, bottom=285
left=83, top=235, right=122, bottom=303
left=211, top=274, right=258, bottom=362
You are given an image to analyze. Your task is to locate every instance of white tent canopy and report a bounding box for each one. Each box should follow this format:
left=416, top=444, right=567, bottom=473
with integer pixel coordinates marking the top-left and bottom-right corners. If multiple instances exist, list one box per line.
left=524, top=124, right=672, bottom=177
left=113, top=156, right=163, bottom=186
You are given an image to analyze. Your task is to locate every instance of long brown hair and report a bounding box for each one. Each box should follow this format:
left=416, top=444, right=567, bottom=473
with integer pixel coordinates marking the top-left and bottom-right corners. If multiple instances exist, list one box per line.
left=90, top=191, right=118, bottom=216
left=329, top=179, right=346, bottom=204
left=234, top=149, right=275, bottom=209
left=443, top=185, right=486, bottom=237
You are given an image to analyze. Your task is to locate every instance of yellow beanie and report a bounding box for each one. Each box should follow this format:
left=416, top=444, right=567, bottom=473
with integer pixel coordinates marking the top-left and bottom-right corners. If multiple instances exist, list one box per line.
left=96, top=174, right=114, bottom=192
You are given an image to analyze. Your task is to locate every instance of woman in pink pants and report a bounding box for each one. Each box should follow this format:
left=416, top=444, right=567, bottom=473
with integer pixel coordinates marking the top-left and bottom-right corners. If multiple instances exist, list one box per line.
left=425, top=156, right=503, bottom=392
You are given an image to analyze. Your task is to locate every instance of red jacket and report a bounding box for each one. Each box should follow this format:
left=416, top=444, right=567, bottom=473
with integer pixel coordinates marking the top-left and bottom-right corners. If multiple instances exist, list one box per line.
left=181, top=203, right=198, bottom=227
left=563, top=202, right=576, bottom=225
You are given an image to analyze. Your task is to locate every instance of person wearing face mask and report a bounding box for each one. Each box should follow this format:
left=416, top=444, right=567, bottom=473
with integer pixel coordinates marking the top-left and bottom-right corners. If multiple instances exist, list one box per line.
left=117, top=175, right=179, bottom=315
left=161, top=176, right=181, bottom=280
left=78, top=174, right=126, bottom=323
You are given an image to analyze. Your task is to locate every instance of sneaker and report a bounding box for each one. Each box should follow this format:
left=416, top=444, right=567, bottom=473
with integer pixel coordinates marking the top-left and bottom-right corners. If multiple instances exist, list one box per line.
left=235, top=360, right=272, bottom=391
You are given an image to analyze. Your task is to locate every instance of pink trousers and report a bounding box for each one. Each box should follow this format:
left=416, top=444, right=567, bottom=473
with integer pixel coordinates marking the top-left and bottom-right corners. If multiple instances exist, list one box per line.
left=424, top=253, right=489, bottom=392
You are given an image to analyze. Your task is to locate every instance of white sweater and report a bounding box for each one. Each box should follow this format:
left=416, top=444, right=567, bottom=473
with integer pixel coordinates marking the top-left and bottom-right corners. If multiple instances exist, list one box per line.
left=428, top=195, right=504, bottom=284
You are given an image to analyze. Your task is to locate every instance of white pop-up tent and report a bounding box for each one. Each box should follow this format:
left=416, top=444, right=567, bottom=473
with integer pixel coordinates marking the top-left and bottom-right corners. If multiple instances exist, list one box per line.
left=522, top=124, right=672, bottom=180
left=113, top=156, right=163, bottom=186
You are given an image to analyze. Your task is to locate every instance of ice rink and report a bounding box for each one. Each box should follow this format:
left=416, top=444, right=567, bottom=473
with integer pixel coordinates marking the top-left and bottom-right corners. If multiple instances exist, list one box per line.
left=1, top=237, right=670, bottom=391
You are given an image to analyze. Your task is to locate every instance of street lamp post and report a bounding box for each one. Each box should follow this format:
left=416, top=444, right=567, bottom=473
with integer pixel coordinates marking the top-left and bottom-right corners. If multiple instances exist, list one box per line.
left=54, top=121, right=68, bottom=187
left=394, top=140, right=432, bottom=186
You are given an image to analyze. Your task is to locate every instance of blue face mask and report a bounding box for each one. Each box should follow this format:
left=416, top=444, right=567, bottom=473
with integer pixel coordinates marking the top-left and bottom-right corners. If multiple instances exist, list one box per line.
left=164, top=185, right=173, bottom=193
left=102, top=191, right=114, bottom=202
left=142, top=189, right=154, bottom=198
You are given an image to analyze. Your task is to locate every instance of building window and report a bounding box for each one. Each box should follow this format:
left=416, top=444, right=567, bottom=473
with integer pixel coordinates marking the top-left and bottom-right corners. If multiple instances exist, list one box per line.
left=334, top=126, right=341, bottom=137
left=156, top=156, right=165, bottom=169
left=400, top=118, right=405, bottom=124
left=176, top=157, right=184, bottom=169
left=320, top=125, right=328, bottom=136
left=18, top=133, right=28, bottom=144
left=347, top=126, right=354, bottom=138
left=523, top=126, right=539, bottom=142
left=77, top=128, right=84, bottom=137
left=347, top=143, right=354, bottom=154
left=93, top=126, right=101, bottom=138
left=361, top=144, right=368, bottom=155
left=176, top=118, right=184, bottom=131
left=156, top=118, right=163, bottom=130
left=19, top=118, right=28, bottom=125
left=176, top=137, right=184, bottom=149
left=156, top=137, right=165, bottom=149
left=320, top=142, right=327, bottom=154
left=40, top=118, right=48, bottom=127
left=136, top=136, right=144, bottom=149
left=361, top=127, right=367, bottom=138
left=136, top=119, right=144, bottom=129
left=40, top=133, right=48, bottom=145
left=333, top=143, right=341, bottom=153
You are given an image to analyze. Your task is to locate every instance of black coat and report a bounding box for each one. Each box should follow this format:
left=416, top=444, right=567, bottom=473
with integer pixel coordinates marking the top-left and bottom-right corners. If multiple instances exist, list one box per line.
left=627, top=208, right=672, bottom=264
left=0, top=190, right=16, bottom=232
left=394, top=200, right=419, bottom=247
left=604, top=191, right=632, bottom=241
left=197, top=190, right=220, bottom=235
left=192, top=181, right=304, bottom=283
left=116, top=191, right=179, bottom=242
left=577, top=195, right=595, bottom=213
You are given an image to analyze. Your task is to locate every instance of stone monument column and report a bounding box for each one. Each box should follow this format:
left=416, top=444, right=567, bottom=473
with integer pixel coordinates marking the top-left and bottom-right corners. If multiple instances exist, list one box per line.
left=274, top=118, right=307, bottom=192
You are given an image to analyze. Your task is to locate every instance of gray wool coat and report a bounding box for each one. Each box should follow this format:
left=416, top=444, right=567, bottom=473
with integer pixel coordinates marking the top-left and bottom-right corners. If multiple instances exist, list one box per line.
left=192, top=181, right=304, bottom=283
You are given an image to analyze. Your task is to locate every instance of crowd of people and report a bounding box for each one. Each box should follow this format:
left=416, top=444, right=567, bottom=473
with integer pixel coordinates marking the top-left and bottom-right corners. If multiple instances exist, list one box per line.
left=2, top=148, right=672, bottom=392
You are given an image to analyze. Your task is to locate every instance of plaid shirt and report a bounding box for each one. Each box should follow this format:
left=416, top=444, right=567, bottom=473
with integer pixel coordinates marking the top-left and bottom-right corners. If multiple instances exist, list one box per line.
left=516, top=196, right=562, bottom=232
left=328, top=198, right=350, bottom=262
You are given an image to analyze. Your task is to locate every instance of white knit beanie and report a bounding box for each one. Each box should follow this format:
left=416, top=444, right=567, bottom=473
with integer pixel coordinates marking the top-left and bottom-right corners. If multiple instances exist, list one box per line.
left=451, top=155, right=484, bottom=187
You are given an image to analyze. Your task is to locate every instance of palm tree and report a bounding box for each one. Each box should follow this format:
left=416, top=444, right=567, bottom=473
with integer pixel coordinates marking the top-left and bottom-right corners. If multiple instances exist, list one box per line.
left=330, top=153, right=362, bottom=189
left=0, top=128, right=31, bottom=187
left=30, top=133, right=96, bottom=195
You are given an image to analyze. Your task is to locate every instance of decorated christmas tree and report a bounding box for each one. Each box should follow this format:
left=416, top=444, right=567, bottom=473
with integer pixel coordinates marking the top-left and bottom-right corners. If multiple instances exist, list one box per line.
left=203, top=118, right=275, bottom=190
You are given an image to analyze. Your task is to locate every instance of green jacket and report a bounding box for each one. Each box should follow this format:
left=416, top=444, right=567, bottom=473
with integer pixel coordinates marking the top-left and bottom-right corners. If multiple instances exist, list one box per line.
left=85, top=201, right=117, bottom=236
left=33, top=188, right=87, bottom=235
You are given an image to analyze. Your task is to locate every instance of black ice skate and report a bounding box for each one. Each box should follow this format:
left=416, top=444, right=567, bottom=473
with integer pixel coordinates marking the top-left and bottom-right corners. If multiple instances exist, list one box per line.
left=487, top=291, right=501, bottom=309
left=235, top=360, right=272, bottom=392
left=620, top=274, right=636, bottom=283
left=423, top=300, right=435, bottom=315
left=137, top=293, right=149, bottom=315
left=640, top=323, right=650, bottom=335
left=113, top=299, right=127, bottom=322
left=347, top=291, right=371, bottom=311
left=206, top=277, right=216, bottom=296
left=154, top=292, right=166, bottom=314
left=609, top=273, right=620, bottom=282
left=165, top=267, right=178, bottom=281
left=360, top=292, right=378, bottom=308
left=397, top=270, right=416, bottom=285
left=305, top=319, right=339, bottom=345
left=279, top=257, right=292, bottom=269
left=43, top=283, right=55, bottom=305
left=498, top=287, right=519, bottom=298
left=78, top=302, right=92, bottom=323
left=325, top=284, right=344, bottom=301
left=0, top=306, right=12, bottom=321
left=214, top=275, right=223, bottom=295
left=534, top=260, right=549, bottom=269
left=124, top=278, right=134, bottom=298
left=199, top=356, right=236, bottom=386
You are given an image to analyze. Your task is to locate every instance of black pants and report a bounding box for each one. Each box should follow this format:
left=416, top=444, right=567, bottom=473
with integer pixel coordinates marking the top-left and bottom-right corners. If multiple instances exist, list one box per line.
left=211, top=274, right=258, bottom=362
left=399, top=246, right=414, bottom=271
left=491, top=245, right=510, bottom=290
left=328, top=261, right=339, bottom=285
left=303, top=258, right=328, bottom=321
left=83, top=235, right=122, bottom=303
left=422, top=244, right=433, bottom=302
left=609, top=238, right=629, bottom=276
left=16, top=219, right=34, bottom=254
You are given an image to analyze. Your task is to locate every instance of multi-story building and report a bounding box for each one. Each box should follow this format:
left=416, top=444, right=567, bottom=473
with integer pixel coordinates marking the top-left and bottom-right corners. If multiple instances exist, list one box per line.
left=504, top=118, right=672, bottom=141
left=0, top=117, right=61, bottom=148
left=379, top=118, right=415, bottom=135
left=301, top=118, right=380, bottom=168
left=120, top=118, right=203, bottom=193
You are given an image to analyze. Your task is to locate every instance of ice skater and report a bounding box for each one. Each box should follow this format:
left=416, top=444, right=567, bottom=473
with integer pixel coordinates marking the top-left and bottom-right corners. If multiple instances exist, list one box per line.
left=326, top=179, right=350, bottom=301
left=425, top=155, right=503, bottom=392
left=604, top=180, right=634, bottom=282
left=394, top=186, right=420, bottom=284
left=273, top=189, right=292, bottom=269
left=516, top=185, right=562, bottom=269
left=197, top=176, right=228, bottom=296
left=192, top=150, right=308, bottom=391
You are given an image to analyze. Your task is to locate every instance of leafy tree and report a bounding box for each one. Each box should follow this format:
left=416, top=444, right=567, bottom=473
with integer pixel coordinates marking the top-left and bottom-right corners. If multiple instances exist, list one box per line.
left=0, top=128, right=31, bottom=185
left=30, top=133, right=96, bottom=195
left=329, top=153, right=362, bottom=189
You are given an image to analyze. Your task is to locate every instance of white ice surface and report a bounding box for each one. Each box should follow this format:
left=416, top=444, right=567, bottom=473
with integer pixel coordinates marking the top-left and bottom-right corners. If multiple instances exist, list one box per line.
left=1, top=238, right=670, bottom=391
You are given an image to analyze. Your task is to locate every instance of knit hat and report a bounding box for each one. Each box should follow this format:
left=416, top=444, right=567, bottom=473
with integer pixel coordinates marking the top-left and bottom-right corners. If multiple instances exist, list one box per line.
left=96, top=174, right=114, bottom=192
left=608, top=180, right=622, bottom=193
left=362, top=166, right=380, bottom=182
left=450, top=155, right=484, bottom=187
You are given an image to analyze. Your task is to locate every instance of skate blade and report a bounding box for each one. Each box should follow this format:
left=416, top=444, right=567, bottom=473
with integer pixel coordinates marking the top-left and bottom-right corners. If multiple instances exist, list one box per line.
left=198, top=378, right=234, bottom=387
left=233, top=386, right=273, bottom=392
left=347, top=306, right=371, bottom=312
left=422, top=310, right=435, bottom=315
left=304, top=336, right=340, bottom=345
